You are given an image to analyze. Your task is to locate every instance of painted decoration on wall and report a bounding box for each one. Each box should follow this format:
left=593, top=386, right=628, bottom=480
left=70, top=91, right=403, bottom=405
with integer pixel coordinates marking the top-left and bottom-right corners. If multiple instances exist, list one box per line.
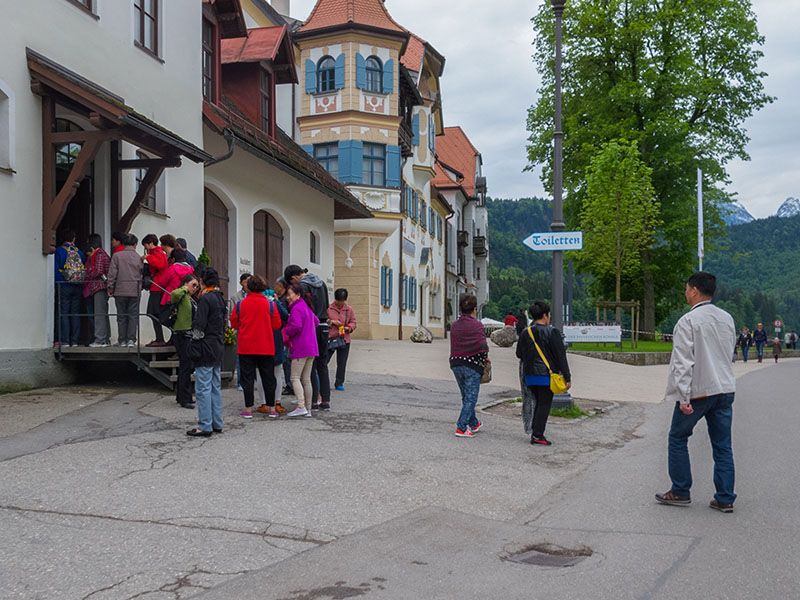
left=315, top=95, right=338, bottom=114
left=364, top=95, right=385, bottom=114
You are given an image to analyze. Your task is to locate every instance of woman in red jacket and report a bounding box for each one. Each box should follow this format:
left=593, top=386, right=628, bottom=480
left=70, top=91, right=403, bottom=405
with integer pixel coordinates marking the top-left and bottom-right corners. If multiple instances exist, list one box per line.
left=230, top=275, right=282, bottom=419
left=142, top=233, right=169, bottom=346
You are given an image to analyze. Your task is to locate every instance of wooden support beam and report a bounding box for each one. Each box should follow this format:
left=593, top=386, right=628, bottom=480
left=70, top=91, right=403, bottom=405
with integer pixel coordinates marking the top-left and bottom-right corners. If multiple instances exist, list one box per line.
left=110, top=141, right=120, bottom=231
left=117, top=165, right=165, bottom=233
left=116, top=156, right=181, bottom=170
left=50, top=129, right=119, bottom=144
left=42, top=95, right=56, bottom=254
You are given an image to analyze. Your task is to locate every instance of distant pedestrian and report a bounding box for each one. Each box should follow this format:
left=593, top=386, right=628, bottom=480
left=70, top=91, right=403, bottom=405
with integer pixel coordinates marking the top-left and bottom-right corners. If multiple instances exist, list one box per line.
left=783, top=330, right=791, bottom=349
left=110, top=231, right=127, bottom=254
left=229, top=272, right=251, bottom=390
left=83, top=233, right=110, bottom=347
left=737, top=328, right=751, bottom=362
left=772, top=337, right=781, bottom=363
left=229, top=275, right=282, bottom=419
left=275, top=277, right=293, bottom=396
left=285, top=265, right=331, bottom=410
left=176, top=237, right=198, bottom=269
left=107, top=234, right=143, bottom=347
left=656, top=272, right=737, bottom=513
left=282, top=283, right=320, bottom=418
left=54, top=229, right=85, bottom=347
left=170, top=274, right=200, bottom=408
left=449, top=293, right=489, bottom=438
left=187, top=268, right=226, bottom=437
left=514, top=309, right=527, bottom=337
left=516, top=300, right=571, bottom=446
left=327, top=288, right=356, bottom=391
left=790, top=330, right=797, bottom=350
left=504, top=311, right=519, bottom=328
left=752, top=322, right=768, bottom=363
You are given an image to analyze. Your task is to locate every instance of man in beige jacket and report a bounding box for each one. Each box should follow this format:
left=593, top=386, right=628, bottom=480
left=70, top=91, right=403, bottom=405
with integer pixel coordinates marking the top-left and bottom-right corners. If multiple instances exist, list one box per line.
left=656, top=271, right=737, bottom=513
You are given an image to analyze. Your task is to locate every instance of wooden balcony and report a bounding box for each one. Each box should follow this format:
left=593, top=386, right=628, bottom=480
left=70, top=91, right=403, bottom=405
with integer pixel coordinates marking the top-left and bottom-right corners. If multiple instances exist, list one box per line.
left=473, top=235, right=487, bottom=256
left=398, top=120, right=414, bottom=158
left=457, top=230, right=469, bottom=247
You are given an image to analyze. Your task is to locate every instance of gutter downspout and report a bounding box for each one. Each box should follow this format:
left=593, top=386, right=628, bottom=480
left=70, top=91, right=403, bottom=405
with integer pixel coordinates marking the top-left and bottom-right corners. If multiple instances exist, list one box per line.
left=443, top=200, right=455, bottom=339
left=204, top=129, right=235, bottom=167
left=398, top=157, right=408, bottom=340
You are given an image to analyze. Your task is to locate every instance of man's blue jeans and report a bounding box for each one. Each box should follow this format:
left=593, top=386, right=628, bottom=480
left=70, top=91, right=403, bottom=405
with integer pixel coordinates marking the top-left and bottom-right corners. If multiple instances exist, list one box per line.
left=195, top=366, right=223, bottom=432
left=668, top=393, right=736, bottom=504
left=741, top=346, right=749, bottom=362
left=57, top=283, right=82, bottom=345
left=451, top=365, right=482, bottom=431
left=755, top=341, right=765, bottom=360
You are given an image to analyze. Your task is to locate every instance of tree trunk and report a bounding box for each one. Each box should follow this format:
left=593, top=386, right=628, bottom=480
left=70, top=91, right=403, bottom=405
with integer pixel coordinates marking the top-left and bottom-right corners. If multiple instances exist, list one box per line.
left=641, top=248, right=656, bottom=341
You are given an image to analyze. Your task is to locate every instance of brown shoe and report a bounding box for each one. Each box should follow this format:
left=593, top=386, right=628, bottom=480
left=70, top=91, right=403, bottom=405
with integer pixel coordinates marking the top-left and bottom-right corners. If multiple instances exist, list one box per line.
left=275, top=404, right=286, bottom=413
left=255, top=405, right=271, bottom=414
left=709, top=499, right=734, bottom=513
left=655, top=490, right=691, bottom=506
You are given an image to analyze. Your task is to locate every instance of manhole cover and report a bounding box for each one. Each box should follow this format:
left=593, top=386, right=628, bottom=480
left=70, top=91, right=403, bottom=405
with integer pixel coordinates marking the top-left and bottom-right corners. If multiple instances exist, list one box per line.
left=506, top=544, right=592, bottom=568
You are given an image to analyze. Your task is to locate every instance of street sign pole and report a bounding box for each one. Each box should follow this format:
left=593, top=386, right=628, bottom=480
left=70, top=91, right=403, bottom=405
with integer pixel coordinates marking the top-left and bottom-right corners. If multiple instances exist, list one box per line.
left=552, top=0, right=566, bottom=333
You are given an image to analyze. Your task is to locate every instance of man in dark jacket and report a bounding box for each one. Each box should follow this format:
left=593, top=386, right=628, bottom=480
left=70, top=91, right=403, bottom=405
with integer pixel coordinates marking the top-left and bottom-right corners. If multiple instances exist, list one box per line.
left=752, top=323, right=768, bottom=363
left=187, top=268, right=226, bottom=437
left=516, top=300, right=572, bottom=446
left=285, top=264, right=331, bottom=410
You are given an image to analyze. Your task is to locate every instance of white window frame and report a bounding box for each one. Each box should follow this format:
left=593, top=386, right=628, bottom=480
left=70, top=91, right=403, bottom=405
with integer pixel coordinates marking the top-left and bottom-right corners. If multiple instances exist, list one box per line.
left=0, top=80, right=15, bottom=173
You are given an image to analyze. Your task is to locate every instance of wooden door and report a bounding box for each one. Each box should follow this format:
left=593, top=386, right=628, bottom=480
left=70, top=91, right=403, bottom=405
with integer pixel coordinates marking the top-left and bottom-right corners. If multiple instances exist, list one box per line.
left=204, top=189, right=229, bottom=285
left=253, top=210, right=283, bottom=284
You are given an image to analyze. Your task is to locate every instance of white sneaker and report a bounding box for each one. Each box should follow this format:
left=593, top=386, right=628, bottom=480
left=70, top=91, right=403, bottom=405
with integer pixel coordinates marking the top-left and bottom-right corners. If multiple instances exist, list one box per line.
left=303, top=411, right=312, bottom=418
left=287, top=407, right=308, bottom=418
left=89, top=342, right=109, bottom=348
left=127, top=340, right=136, bottom=347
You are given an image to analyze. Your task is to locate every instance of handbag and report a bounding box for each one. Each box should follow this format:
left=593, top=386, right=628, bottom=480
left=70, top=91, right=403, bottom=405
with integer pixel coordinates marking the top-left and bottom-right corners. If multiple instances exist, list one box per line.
left=481, top=358, right=492, bottom=384
left=528, top=327, right=568, bottom=394
left=328, top=336, right=346, bottom=351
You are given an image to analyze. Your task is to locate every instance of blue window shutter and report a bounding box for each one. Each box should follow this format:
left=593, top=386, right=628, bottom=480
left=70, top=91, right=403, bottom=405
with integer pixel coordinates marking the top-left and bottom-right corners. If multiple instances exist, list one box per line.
left=380, top=266, right=386, bottom=306
left=386, top=145, right=401, bottom=188
left=402, top=275, right=407, bottom=310
left=412, top=113, right=420, bottom=146
left=356, top=53, right=366, bottom=90
left=335, top=53, right=345, bottom=89
left=388, top=269, right=393, bottom=307
left=305, top=59, right=317, bottom=94
left=382, top=59, right=394, bottom=94
left=302, top=145, right=313, bottom=156
left=351, top=141, right=363, bottom=184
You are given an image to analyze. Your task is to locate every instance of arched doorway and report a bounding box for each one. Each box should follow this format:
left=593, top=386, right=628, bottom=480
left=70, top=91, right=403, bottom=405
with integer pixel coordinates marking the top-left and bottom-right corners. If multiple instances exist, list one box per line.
left=203, top=188, right=229, bottom=286
left=253, top=210, right=283, bottom=284
left=55, top=118, right=94, bottom=252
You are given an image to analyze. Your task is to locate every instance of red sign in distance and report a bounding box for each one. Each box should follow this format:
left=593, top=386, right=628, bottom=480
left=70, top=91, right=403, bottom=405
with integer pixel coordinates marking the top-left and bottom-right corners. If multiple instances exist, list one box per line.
left=774, top=319, right=783, bottom=328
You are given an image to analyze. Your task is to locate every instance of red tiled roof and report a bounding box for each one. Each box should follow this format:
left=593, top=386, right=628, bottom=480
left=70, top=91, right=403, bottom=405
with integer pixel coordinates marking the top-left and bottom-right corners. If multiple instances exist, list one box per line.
left=298, top=0, right=406, bottom=35
left=436, top=127, right=481, bottom=197
left=401, top=33, right=425, bottom=72
left=221, top=26, right=287, bottom=63
left=431, top=161, right=460, bottom=190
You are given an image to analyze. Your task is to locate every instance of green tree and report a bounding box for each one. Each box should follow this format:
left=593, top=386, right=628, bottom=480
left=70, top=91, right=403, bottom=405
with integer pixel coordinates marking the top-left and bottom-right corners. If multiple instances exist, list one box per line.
left=527, top=0, right=773, bottom=336
left=578, top=140, right=659, bottom=322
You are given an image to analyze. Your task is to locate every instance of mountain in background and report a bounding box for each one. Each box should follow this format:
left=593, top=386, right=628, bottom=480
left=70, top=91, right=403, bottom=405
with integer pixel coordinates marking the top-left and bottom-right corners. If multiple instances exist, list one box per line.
left=720, top=201, right=755, bottom=226
left=775, top=197, right=800, bottom=218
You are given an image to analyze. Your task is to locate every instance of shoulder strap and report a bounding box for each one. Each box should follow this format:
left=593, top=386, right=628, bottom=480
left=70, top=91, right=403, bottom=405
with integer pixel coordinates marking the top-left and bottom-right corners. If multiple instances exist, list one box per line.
left=528, top=327, right=553, bottom=374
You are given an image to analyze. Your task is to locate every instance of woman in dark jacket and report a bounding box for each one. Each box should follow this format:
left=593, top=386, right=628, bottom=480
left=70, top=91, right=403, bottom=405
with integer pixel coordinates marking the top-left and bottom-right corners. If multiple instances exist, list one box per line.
left=449, top=293, right=489, bottom=438
left=516, top=300, right=571, bottom=446
left=187, top=268, right=226, bottom=437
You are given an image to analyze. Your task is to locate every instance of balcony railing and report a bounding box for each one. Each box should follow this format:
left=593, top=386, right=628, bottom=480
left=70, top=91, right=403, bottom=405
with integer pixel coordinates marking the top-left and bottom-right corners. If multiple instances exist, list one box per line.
left=457, top=230, right=469, bottom=247
left=473, top=235, right=487, bottom=256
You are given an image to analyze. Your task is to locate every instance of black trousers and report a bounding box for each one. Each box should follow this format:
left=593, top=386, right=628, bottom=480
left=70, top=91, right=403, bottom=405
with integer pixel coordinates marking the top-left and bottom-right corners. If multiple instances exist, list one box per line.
left=146, top=291, right=165, bottom=343
left=327, top=342, right=351, bottom=387
left=528, top=385, right=554, bottom=437
left=173, top=334, right=194, bottom=405
left=311, top=324, right=331, bottom=404
left=239, top=354, right=275, bottom=408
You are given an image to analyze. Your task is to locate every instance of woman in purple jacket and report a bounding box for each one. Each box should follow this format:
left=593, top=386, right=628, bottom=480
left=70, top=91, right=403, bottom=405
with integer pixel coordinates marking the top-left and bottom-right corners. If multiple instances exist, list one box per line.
left=282, top=284, right=319, bottom=417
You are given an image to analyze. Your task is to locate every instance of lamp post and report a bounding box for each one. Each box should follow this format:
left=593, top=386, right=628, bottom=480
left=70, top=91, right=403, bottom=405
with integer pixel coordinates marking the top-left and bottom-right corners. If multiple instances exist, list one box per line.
left=551, top=0, right=572, bottom=409
left=551, top=0, right=566, bottom=331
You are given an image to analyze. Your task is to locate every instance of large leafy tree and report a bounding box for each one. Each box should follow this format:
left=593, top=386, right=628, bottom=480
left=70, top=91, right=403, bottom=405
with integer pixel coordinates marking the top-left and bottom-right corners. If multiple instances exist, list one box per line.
left=527, top=0, right=773, bottom=336
left=578, top=140, right=659, bottom=321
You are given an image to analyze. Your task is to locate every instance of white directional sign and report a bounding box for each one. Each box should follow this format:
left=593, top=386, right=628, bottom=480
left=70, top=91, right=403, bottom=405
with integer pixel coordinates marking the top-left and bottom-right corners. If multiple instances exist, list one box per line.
left=522, top=231, right=583, bottom=252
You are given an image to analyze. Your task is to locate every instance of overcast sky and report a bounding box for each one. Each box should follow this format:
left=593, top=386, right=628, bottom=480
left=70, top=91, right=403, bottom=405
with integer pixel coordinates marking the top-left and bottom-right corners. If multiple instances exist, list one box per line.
left=289, top=0, right=797, bottom=219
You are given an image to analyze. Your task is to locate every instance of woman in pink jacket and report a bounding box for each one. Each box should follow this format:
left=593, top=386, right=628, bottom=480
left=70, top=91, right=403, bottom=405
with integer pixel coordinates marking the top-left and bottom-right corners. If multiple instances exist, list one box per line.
left=156, top=249, right=194, bottom=306
left=282, top=284, right=319, bottom=417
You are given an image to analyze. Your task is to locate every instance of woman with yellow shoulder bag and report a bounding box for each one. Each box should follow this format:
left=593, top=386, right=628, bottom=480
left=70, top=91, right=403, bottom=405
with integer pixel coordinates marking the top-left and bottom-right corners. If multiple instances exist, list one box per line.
left=515, top=300, right=572, bottom=445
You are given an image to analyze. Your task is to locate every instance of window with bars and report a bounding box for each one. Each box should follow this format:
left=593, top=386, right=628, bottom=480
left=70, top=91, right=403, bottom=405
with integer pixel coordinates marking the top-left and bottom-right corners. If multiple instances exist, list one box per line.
left=202, top=18, right=215, bottom=101
left=314, top=143, right=338, bottom=181
left=134, top=0, right=158, bottom=55
left=260, top=70, right=271, bottom=132
left=135, top=151, right=158, bottom=212
left=362, top=143, right=385, bottom=187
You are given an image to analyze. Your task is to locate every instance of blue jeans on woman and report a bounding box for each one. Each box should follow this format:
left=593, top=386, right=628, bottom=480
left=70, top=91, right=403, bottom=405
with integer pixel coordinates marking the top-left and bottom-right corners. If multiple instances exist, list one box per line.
left=195, top=366, right=223, bottom=432
left=57, top=283, right=82, bottom=345
left=451, top=365, right=482, bottom=432
left=668, top=392, right=736, bottom=505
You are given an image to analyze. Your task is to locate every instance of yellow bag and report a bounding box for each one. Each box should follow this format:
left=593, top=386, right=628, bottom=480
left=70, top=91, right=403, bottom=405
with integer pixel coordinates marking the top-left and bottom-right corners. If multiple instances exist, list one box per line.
left=528, top=328, right=568, bottom=394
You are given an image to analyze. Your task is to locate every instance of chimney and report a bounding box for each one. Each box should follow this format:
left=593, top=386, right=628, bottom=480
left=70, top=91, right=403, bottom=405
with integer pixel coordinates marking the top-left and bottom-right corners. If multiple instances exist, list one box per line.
left=271, top=0, right=290, bottom=17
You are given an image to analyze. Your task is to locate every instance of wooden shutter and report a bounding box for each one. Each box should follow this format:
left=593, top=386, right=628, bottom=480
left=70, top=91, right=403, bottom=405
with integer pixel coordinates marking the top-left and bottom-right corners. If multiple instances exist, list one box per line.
left=253, top=210, right=267, bottom=278
left=203, top=188, right=229, bottom=284
left=266, top=212, right=283, bottom=284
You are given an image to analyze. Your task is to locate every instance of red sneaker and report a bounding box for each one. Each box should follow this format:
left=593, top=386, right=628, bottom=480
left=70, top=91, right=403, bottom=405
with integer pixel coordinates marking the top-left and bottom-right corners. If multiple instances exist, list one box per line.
left=455, top=428, right=475, bottom=438
left=471, top=421, right=482, bottom=433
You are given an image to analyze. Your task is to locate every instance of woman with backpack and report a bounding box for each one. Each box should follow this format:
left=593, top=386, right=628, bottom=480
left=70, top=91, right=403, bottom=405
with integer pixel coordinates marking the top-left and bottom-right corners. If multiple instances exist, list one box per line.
left=229, top=275, right=283, bottom=419
left=170, top=273, right=201, bottom=409
left=54, top=229, right=85, bottom=346
left=282, top=284, right=320, bottom=418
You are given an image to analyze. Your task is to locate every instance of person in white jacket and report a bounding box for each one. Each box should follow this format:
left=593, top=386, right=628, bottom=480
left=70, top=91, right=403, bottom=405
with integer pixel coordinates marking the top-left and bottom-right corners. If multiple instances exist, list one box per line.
left=656, top=272, right=738, bottom=513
